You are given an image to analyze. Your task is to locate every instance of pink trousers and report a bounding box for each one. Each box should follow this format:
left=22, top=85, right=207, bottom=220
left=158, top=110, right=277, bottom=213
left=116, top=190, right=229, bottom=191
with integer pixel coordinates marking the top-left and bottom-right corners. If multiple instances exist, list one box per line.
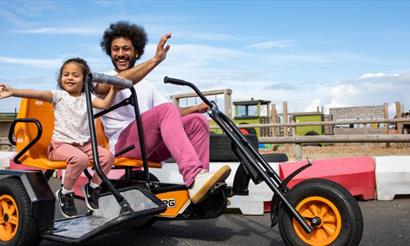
left=115, top=103, right=209, bottom=186
left=48, top=140, right=114, bottom=189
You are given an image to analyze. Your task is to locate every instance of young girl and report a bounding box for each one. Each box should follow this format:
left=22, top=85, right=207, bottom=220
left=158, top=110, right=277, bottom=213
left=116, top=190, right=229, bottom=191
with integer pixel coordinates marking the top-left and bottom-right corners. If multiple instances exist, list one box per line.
left=0, top=58, right=116, bottom=218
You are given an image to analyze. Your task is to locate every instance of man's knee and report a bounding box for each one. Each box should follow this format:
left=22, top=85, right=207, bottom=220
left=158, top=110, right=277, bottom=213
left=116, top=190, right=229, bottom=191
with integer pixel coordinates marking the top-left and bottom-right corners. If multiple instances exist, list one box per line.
left=187, top=114, right=209, bottom=131
left=158, top=102, right=179, bottom=114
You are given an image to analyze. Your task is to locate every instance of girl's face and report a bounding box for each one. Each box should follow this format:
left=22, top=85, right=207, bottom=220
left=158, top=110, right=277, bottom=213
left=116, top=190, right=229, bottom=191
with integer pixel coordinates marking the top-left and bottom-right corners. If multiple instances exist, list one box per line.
left=60, top=62, right=84, bottom=96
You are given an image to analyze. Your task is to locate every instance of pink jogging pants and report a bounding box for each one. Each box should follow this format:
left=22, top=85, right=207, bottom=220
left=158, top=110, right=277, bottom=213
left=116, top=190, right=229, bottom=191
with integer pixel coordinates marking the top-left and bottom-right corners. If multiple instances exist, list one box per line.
left=115, top=103, right=209, bottom=187
left=48, top=140, right=114, bottom=189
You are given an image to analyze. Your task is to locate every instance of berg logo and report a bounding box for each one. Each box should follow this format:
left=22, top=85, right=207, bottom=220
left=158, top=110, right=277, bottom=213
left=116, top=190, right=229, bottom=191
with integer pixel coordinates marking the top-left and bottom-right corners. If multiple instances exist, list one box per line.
left=162, top=199, right=176, bottom=208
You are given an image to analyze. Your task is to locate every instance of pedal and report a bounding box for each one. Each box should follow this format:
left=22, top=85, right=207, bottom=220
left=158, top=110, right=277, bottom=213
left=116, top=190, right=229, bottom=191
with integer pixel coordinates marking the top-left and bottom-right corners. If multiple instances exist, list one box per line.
left=210, top=182, right=228, bottom=194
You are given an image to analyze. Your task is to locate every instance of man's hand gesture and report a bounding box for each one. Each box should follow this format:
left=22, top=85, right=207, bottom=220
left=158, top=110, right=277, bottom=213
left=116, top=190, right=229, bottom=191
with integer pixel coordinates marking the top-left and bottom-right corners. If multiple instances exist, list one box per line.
left=155, top=33, right=171, bottom=62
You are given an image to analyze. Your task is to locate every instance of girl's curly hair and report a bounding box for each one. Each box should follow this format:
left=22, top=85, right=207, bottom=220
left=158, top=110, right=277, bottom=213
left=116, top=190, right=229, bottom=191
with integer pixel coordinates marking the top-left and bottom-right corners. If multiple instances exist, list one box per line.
left=100, top=21, right=148, bottom=60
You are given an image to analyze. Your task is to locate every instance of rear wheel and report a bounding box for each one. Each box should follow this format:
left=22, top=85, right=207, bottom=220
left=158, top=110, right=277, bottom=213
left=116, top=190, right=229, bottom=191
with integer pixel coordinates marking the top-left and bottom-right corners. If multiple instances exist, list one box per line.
left=278, top=179, right=363, bottom=246
left=0, top=178, right=40, bottom=246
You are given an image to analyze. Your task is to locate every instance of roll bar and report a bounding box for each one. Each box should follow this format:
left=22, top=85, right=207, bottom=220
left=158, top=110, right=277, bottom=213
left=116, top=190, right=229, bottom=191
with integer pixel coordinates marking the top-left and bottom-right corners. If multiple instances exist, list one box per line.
left=91, top=73, right=133, bottom=88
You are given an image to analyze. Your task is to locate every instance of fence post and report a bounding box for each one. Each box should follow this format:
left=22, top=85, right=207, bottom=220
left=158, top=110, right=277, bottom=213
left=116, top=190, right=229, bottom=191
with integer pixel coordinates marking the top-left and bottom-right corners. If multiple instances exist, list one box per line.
left=283, top=101, right=288, bottom=137
left=396, top=101, right=403, bottom=134
left=224, top=91, right=232, bottom=118
left=271, top=103, right=277, bottom=137
left=384, top=103, right=390, bottom=148
left=294, top=144, right=302, bottom=160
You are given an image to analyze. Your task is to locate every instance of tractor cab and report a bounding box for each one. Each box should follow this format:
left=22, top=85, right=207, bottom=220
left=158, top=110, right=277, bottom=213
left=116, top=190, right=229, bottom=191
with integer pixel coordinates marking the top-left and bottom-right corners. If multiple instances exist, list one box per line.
left=233, top=98, right=271, bottom=137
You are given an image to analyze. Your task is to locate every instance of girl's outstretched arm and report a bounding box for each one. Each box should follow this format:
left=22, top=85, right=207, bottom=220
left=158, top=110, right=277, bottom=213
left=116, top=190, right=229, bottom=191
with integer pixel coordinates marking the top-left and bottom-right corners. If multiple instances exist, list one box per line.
left=0, top=84, right=53, bottom=103
left=92, top=85, right=118, bottom=109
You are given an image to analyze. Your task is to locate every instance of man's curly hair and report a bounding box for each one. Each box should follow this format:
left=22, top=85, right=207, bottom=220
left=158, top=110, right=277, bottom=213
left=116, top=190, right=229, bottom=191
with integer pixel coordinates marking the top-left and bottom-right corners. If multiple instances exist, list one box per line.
left=100, top=21, right=148, bottom=60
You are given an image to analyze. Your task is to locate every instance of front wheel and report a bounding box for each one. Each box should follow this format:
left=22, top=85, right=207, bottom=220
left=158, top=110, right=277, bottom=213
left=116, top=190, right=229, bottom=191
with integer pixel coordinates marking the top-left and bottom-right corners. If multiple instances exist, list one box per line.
left=0, top=178, right=40, bottom=246
left=278, top=179, right=363, bottom=246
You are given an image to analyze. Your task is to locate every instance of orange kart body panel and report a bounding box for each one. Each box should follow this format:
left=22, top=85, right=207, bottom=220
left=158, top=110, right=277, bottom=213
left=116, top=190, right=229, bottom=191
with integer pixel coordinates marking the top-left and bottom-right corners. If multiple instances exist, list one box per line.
left=156, top=190, right=191, bottom=218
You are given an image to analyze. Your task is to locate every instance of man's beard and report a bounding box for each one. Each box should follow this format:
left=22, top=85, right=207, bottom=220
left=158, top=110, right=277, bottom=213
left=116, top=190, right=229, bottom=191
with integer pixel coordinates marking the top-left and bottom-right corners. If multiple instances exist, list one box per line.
left=111, top=56, right=137, bottom=71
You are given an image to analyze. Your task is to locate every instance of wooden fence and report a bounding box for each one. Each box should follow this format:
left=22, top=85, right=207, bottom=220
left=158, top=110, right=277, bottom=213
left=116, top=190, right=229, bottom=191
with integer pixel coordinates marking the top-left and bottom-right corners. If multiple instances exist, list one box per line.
left=210, top=118, right=410, bottom=160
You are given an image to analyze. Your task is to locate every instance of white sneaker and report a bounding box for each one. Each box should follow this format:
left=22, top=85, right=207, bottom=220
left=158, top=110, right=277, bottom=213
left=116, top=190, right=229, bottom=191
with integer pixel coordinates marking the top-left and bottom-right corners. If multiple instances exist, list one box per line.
left=188, top=165, right=231, bottom=204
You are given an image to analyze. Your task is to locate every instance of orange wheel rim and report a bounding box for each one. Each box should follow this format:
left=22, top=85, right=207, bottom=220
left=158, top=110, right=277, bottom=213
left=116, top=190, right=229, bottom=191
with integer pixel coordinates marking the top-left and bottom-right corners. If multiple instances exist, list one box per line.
left=292, top=196, right=342, bottom=246
left=0, top=195, right=19, bottom=241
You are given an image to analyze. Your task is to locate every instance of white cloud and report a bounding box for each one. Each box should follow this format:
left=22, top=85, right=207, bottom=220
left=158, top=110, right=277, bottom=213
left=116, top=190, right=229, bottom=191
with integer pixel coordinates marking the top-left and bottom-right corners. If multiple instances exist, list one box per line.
left=359, top=73, right=387, bottom=80
left=0, top=1, right=55, bottom=28
left=247, top=40, right=295, bottom=49
left=0, top=56, right=62, bottom=68
left=318, top=73, right=410, bottom=117
left=304, top=99, right=323, bottom=112
left=14, top=27, right=103, bottom=35
left=174, top=31, right=235, bottom=41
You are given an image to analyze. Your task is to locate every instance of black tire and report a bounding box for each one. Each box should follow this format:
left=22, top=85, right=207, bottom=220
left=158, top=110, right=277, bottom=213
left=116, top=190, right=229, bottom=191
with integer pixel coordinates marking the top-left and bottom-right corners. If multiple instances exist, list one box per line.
left=0, top=178, right=40, bottom=246
left=261, top=152, right=288, bottom=162
left=210, top=133, right=259, bottom=162
left=278, top=179, right=363, bottom=246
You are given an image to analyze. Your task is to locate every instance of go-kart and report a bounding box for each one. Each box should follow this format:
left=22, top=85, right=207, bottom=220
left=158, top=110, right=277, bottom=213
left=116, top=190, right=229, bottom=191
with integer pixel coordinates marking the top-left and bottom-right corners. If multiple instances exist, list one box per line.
left=0, top=73, right=363, bottom=245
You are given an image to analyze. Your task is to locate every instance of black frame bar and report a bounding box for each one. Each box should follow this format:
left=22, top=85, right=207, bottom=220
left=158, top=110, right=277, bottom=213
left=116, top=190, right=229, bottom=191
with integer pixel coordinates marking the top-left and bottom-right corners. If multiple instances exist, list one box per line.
left=163, top=76, right=313, bottom=234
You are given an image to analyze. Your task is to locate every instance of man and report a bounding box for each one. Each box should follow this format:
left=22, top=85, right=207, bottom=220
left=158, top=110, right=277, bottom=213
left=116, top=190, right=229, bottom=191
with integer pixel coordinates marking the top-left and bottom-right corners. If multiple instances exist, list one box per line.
left=96, top=21, right=230, bottom=204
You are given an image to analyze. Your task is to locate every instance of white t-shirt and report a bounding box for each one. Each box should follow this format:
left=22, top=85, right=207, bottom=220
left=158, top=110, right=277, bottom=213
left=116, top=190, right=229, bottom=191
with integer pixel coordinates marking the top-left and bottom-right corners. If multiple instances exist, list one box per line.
left=100, top=78, right=169, bottom=152
left=51, top=90, right=96, bottom=145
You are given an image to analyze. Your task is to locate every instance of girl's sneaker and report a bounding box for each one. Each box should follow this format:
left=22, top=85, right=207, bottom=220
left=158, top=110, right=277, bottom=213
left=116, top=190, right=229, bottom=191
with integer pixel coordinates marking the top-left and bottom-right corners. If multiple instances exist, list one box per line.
left=82, top=183, right=101, bottom=210
left=55, top=189, right=77, bottom=218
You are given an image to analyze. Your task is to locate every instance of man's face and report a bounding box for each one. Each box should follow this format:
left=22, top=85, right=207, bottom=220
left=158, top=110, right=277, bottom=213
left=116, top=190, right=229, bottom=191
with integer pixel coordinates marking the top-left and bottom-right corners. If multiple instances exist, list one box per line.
left=110, top=37, right=138, bottom=72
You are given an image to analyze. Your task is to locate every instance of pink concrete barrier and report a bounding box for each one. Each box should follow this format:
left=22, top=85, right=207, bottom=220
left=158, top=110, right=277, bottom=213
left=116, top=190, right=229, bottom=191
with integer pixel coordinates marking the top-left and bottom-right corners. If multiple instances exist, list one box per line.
left=279, top=156, right=376, bottom=200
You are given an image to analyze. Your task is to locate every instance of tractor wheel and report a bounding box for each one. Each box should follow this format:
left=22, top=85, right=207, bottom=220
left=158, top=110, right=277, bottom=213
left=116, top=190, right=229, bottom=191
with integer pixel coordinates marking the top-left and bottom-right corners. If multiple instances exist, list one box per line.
left=278, top=179, right=363, bottom=246
left=0, top=178, right=40, bottom=246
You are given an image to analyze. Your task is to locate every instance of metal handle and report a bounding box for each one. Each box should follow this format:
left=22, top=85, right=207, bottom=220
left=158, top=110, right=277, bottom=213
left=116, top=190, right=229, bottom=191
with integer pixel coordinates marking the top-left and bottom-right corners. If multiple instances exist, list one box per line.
left=163, top=76, right=212, bottom=107
left=8, top=118, right=42, bottom=164
left=91, top=73, right=133, bottom=88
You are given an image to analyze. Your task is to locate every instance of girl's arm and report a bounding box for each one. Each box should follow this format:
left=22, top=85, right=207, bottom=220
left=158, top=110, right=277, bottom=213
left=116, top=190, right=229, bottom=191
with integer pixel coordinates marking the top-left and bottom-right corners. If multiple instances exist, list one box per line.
left=92, top=85, right=118, bottom=109
left=0, top=84, right=53, bottom=103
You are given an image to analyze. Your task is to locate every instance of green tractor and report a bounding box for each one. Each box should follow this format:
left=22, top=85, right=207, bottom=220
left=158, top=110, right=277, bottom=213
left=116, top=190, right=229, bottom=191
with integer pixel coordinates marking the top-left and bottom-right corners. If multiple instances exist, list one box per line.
left=232, top=98, right=272, bottom=137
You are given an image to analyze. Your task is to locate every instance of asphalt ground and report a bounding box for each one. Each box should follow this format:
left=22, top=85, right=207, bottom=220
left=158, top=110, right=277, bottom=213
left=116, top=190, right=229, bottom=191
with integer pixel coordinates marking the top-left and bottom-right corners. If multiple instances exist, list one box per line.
left=41, top=187, right=410, bottom=246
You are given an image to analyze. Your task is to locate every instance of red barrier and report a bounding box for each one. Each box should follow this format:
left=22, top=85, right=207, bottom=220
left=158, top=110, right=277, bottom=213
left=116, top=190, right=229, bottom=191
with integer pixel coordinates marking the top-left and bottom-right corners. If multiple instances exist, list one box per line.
left=279, top=156, right=376, bottom=200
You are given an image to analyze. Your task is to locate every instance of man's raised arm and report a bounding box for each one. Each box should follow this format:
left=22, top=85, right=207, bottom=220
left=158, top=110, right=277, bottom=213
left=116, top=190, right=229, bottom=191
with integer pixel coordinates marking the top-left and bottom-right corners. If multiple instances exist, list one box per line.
left=118, top=33, right=171, bottom=84
left=96, top=33, right=171, bottom=95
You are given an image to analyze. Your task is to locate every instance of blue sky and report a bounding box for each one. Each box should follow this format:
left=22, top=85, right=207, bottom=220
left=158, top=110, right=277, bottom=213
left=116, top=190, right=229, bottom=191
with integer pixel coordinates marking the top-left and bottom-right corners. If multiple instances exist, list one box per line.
left=0, top=0, right=410, bottom=117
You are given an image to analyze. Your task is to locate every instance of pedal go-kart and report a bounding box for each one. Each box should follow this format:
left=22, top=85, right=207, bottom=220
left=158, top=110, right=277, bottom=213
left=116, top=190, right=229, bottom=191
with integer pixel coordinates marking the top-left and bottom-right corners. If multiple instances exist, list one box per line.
left=0, top=74, right=363, bottom=245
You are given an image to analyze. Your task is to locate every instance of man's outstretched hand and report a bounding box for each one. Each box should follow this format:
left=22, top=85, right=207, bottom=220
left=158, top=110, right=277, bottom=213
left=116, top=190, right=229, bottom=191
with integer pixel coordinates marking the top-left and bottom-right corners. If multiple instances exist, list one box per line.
left=155, top=33, right=171, bottom=62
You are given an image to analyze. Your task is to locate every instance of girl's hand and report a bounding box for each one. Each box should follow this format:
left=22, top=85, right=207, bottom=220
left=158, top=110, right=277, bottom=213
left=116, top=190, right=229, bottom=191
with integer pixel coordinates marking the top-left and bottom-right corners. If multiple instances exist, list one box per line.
left=111, top=84, right=120, bottom=93
left=0, top=84, right=14, bottom=99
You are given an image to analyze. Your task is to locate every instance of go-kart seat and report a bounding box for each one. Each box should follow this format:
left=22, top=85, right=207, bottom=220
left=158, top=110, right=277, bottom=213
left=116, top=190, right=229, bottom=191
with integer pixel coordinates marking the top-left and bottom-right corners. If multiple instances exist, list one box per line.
left=13, top=98, right=161, bottom=170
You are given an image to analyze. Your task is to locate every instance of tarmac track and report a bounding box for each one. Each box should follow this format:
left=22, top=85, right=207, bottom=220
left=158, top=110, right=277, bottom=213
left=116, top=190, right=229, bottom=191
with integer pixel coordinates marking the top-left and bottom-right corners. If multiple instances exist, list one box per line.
left=41, top=197, right=410, bottom=246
